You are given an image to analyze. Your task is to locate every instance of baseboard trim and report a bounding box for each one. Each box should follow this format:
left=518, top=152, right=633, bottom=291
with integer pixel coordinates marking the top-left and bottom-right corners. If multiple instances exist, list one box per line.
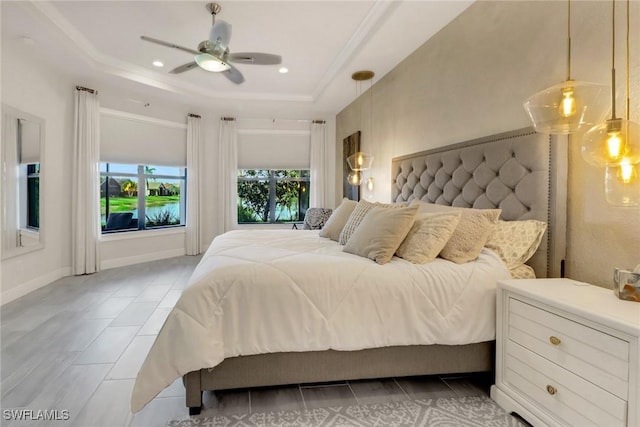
left=100, top=248, right=186, bottom=270
left=0, top=267, right=72, bottom=306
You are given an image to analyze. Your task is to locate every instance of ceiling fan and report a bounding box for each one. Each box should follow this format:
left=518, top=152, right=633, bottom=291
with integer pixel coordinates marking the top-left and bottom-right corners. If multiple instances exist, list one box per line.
left=141, top=3, right=282, bottom=84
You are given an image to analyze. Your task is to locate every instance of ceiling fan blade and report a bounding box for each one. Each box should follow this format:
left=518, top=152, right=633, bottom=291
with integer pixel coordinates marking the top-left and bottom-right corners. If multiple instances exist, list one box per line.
left=227, top=52, right=282, bottom=65
left=209, top=20, right=232, bottom=53
left=169, top=62, right=199, bottom=74
left=140, top=36, right=200, bottom=56
left=222, top=64, right=245, bottom=84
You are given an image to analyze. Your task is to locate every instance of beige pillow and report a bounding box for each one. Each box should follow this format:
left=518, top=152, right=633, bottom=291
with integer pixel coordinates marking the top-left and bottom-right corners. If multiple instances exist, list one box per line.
left=509, top=264, right=537, bottom=279
left=344, top=205, right=418, bottom=265
left=485, top=220, right=547, bottom=269
left=410, top=201, right=501, bottom=263
left=338, top=200, right=377, bottom=245
left=318, top=198, right=357, bottom=241
left=396, top=212, right=461, bottom=264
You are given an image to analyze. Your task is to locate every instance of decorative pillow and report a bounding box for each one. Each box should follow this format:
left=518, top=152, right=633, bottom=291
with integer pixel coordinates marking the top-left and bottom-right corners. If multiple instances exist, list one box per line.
left=338, top=200, right=377, bottom=245
left=485, top=220, right=547, bottom=269
left=302, top=208, right=333, bottom=230
left=440, top=209, right=501, bottom=263
left=410, top=200, right=501, bottom=264
left=509, top=264, right=537, bottom=279
left=319, top=199, right=357, bottom=241
left=343, top=205, right=419, bottom=265
left=396, top=211, right=461, bottom=264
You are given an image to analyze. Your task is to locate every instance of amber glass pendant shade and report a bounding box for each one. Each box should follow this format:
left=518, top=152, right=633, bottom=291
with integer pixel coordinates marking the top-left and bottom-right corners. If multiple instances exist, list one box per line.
left=347, top=171, right=361, bottom=186
left=523, top=80, right=610, bottom=134
left=582, top=118, right=640, bottom=166
left=347, top=152, right=374, bottom=172
left=605, top=160, right=640, bottom=206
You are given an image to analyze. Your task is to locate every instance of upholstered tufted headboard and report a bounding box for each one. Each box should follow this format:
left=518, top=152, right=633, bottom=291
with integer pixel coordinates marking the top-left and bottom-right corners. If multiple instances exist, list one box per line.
left=391, top=127, right=567, bottom=278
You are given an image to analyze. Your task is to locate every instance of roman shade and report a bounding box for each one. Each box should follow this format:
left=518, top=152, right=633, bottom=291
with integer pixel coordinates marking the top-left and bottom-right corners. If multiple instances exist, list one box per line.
left=237, top=130, right=310, bottom=170
left=100, top=108, right=187, bottom=166
left=18, top=118, right=40, bottom=164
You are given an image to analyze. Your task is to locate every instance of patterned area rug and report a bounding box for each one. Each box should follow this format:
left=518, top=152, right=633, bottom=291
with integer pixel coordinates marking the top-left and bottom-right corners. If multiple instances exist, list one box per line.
left=167, top=396, right=527, bottom=426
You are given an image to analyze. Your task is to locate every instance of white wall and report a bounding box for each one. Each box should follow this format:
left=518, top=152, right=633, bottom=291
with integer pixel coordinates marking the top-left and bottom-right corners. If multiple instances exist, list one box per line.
left=1, top=38, right=337, bottom=303
left=336, top=1, right=640, bottom=288
left=1, top=40, right=75, bottom=303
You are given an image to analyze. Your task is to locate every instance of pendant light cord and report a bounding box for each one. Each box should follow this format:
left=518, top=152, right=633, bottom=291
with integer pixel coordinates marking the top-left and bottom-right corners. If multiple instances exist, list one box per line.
left=611, top=0, right=617, bottom=119
left=567, top=0, right=572, bottom=80
left=625, top=0, right=630, bottom=121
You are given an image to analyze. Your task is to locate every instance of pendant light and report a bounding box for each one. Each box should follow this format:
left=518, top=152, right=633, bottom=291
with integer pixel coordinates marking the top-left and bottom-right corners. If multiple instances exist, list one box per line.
left=582, top=0, right=640, bottom=168
left=601, top=0, right=639, bottom=206
left=523, top=0, right=609, bottom=134
left=347, top=71, right=375, bottom=186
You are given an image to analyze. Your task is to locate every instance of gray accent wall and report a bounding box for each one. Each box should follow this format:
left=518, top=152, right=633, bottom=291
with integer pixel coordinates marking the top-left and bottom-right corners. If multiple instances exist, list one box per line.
left=336, top=1, right=640, bottom=288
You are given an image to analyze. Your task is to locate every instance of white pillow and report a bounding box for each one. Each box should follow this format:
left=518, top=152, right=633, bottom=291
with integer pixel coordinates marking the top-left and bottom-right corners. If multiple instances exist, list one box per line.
left=318, top=198, right=357, bottom=242
left=343, top=205, right=418, bottom=265
left=396, top=211, right=461, bottom=264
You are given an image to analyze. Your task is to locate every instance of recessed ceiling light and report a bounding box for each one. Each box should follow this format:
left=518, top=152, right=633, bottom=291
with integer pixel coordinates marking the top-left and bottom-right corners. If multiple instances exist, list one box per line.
left=152, top=60, right=164, bottom=68
left=278, top=67, right=289, bottom=74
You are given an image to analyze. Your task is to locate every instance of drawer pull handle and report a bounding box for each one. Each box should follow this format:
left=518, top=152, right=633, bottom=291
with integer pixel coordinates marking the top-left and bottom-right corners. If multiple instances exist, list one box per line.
left=549, top=336, right=561, bottom=346
left=546, top=385, right=557, bottom=395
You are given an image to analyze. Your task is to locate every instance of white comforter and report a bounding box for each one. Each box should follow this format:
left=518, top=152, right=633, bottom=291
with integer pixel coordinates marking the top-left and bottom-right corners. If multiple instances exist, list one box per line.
left=131, top=230, right=510, bottom=412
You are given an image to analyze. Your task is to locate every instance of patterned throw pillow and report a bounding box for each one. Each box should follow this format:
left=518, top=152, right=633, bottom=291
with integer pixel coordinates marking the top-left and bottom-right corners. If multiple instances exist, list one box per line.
left=302, top=208, right=333, bottom=230
left=509, top=264, right=537, bottom=279
left=485, top=220, right=547, bottom=269
left=338, top=200, right=377, bottom=245
left=396, top=211, right=461, bottom=264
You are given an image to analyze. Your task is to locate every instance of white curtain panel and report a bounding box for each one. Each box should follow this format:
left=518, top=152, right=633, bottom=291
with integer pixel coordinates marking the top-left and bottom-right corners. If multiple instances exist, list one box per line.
left=72, top=88, right=101, bottom=275
left=2, top=115, right=19, bottom=252
left=218, top=118, right=238, bottom=233
left=185, top=115, right=201, bottom=255
left=310, top=121, right=328, bottom=207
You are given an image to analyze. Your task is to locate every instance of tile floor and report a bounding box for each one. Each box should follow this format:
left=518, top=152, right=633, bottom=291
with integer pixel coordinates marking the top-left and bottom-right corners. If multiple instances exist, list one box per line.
left=1, top=256, right=493, bottom=427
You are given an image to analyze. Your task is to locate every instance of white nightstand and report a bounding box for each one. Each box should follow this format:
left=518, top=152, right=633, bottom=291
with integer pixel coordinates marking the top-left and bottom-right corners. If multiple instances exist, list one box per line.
left=491, top=279, right=640, bottom=427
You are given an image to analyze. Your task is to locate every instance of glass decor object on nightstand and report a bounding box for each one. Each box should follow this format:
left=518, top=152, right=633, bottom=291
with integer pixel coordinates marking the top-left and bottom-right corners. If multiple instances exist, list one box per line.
left=614, top=266, right=640, bottom=302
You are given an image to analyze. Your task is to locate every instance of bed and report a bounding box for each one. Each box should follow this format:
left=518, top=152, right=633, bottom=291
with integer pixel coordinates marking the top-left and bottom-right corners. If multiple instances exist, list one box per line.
left=130, top=127, right=567, bottom=415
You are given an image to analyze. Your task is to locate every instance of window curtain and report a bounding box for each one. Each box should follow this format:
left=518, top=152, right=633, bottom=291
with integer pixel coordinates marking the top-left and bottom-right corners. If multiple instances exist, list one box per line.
left=72, top=87, right=101, bottom=275
left=2, top=115, right=19, bottom=252
left=185, top=114, right=201, bottom=255
left=309, top=120, right=328, bottom=207
left=218, top=118, right=238, bottom=233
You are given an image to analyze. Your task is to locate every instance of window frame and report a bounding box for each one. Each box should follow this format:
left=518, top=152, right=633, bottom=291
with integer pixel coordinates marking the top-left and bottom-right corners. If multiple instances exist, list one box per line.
left=100, top=163, right=186, bottom=234
left=237, top=169, right=310, bottom=224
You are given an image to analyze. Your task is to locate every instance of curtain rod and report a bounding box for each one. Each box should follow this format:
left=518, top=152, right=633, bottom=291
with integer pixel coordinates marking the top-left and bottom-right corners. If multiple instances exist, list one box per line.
left=188, top=113, right=201, bottom=118
left=221, top=117, right=236, bottom=121
left=76, top=85, right=97, bottom=94
left=312, top=120, right=326, bottom=124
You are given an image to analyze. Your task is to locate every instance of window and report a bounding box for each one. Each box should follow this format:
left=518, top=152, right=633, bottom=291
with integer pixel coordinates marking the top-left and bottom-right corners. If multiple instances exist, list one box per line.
left=25, top=163, right=40, bottom=229
left=237, top=169, right=310, bottom=223
left=100, top=163, right=186, bottom=233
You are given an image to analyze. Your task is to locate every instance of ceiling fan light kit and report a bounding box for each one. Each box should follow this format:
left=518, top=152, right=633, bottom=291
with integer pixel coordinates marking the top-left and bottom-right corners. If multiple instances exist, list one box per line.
left=195, top=53, right=230, bottom=72
left=140, top=2, right=282, bottom=84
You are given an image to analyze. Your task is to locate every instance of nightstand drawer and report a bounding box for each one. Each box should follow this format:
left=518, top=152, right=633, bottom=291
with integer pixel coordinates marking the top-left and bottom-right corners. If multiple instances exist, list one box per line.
left=508, top=297, right=629, bottom=399
left=505, top=341, right=627, bottom=427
